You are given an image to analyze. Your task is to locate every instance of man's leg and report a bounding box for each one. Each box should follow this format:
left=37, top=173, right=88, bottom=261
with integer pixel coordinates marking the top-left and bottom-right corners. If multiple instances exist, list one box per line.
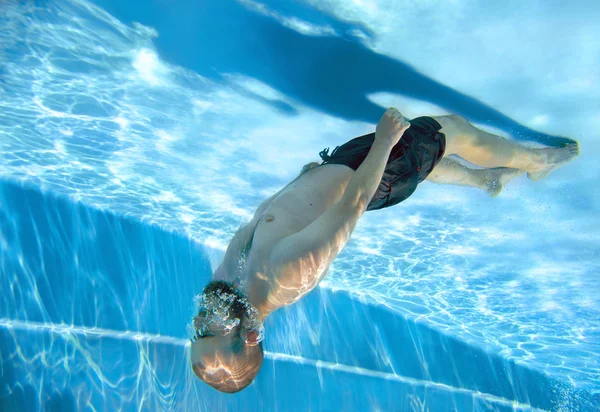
left=427, top=157, right=523, bottom=197
left=432, top=115, right=579, bottom=180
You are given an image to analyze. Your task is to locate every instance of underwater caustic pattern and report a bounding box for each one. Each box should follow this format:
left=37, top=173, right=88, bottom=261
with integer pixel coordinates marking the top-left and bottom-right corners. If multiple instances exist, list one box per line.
left=7, top=181, right=598, bottom=410
left=1, top=0, right=599, bottom=404
left=0, top=320, right=573, bottom=411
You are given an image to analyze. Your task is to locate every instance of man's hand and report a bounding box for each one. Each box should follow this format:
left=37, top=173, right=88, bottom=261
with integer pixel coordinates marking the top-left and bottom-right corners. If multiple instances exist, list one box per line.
left=375, top=107, right=410, bottom=147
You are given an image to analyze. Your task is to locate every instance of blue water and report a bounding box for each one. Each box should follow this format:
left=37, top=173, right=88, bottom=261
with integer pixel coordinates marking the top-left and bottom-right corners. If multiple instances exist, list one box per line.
left=1, top=0, right=599, bottom=410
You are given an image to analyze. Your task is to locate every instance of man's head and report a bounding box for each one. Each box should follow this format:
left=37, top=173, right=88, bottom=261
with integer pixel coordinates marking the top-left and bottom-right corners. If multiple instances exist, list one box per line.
left=190, top=281, right=264, bottom=393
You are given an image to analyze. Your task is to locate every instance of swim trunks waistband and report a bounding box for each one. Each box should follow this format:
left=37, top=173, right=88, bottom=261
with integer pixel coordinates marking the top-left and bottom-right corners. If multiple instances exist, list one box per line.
left=319, top=116, right=446, bottom=211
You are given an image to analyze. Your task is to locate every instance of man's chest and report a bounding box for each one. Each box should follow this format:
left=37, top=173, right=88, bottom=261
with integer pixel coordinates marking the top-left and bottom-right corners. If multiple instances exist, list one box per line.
left=249, top=164, right=353, bottom=257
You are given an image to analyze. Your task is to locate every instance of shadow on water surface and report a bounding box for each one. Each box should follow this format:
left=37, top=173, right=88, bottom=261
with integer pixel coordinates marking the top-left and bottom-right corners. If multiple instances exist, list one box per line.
left=90, top=0, right=575, bottom=147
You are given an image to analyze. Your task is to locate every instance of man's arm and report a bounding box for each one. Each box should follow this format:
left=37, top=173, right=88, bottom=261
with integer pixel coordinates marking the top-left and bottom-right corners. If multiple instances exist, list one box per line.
left=268, top=109, right=409, bottom=280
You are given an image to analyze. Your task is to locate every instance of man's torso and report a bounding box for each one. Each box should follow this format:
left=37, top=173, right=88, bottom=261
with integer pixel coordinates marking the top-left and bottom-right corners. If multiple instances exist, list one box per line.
left=234, top=163, right=354, bottom=314
left=218, top=117, right=445, bottom=316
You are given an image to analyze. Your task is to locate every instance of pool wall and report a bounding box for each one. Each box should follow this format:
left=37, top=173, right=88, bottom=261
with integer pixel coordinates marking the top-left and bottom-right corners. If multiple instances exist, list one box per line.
left=1, top=180, right=597, bottom=411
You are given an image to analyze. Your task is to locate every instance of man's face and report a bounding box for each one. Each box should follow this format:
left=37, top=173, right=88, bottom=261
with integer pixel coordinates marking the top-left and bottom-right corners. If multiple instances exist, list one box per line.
left=190, top=330, right=263, bottom=393
left=189, top=280, right=265, bottom=392
left=191, top=331, right=238, bottom=359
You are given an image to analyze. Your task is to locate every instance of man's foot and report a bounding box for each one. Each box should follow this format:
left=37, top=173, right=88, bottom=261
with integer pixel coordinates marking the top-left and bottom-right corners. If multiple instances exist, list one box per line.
left=527, top=143, right=580, bottom=181
left=481, top=167, right=524, bottom=197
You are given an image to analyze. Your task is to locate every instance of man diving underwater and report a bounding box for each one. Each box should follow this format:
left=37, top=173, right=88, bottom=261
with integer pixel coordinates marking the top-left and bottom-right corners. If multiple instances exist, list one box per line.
left=189, top=108, right=579, bottom=393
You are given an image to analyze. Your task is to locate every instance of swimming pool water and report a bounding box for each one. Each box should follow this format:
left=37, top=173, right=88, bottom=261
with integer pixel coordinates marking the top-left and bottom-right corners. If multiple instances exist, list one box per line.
left=1, top=0, right=599, bottom=410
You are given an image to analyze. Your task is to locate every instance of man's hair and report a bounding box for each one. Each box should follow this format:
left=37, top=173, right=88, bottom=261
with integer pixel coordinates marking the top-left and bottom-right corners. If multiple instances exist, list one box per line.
left=192, top=280, right=264, bottom=393
left=202, top=280, right=248, bottom=319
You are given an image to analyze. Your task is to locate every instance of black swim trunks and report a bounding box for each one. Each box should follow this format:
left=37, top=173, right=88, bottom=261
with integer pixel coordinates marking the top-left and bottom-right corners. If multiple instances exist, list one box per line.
left=319, top=116, right=446, bottom=211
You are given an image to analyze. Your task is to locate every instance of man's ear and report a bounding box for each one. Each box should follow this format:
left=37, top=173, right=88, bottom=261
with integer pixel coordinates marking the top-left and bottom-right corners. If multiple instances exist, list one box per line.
left=245, top=330, right=260, bottom=346
left=193, top=314, right=203, bottom=329
left=232, top=277, right=241, bottom=289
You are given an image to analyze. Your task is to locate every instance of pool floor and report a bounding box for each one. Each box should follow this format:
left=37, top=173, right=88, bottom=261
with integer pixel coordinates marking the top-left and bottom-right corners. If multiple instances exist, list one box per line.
left=1, top=180, right=597, bottom=410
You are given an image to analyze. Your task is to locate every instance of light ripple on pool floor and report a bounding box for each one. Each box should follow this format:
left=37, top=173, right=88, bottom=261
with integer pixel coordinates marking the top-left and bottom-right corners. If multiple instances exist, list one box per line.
left=0, top=319, right=540, bottom=410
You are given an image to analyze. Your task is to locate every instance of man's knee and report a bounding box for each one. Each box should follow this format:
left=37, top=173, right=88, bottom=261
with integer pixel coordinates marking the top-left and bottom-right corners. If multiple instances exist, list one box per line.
left=433, top=115, right=473, bottom=155
left=436, top=114, right=468, bottom=128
